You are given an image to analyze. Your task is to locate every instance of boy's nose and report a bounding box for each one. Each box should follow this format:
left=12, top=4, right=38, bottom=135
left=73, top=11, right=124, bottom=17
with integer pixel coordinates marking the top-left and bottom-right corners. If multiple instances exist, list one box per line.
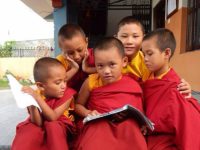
left=144, top=56, right=149, bottom=62
left=126, top=36, right=133, bottom=44
left=74, top=53, right=81, bottom=62
left=103, top=67, right=111, bottom=74
left=61, top=82, right=66, bottom=89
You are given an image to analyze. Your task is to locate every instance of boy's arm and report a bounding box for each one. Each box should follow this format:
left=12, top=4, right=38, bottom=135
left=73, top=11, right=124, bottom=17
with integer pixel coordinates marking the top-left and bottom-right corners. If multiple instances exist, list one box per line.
left=177, top=79, right=191, bottom=98
left=65, top=56, right=79, bottom=81
left=22, top=86, right=73, bottom=121
left=82, top=61, right=96, bottom=74
left=22, top=87, right=43, bottom=126
left=82, top=50, right=97, bottom=74
left=27, top=105, right=43, bottom=126
left=75, top=79, right=99, bottom=117
left=172, top=90, right=200, bottom=150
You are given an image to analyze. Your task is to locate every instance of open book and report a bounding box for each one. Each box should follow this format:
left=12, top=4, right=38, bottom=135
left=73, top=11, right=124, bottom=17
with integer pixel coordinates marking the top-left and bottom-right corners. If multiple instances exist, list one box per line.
left=83, top=104, right=154, bottom=131
left=7, top=74, right=40, bottom=109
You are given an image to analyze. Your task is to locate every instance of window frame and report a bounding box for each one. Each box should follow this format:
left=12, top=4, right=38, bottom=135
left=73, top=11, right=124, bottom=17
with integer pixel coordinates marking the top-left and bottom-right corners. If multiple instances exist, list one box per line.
left=186, top=0, right=200, bottom=51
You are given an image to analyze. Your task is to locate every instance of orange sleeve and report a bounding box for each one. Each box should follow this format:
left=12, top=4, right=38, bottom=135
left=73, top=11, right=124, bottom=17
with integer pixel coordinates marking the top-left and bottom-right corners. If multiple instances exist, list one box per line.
left=56, top=54, right=69, bottom=70
left=88, top=74, right=103, bottom=91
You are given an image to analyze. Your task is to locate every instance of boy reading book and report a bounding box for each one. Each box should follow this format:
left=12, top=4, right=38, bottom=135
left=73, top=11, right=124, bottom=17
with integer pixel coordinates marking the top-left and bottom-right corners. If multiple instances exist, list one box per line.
left=75, top=37, right=147, bottom=150
left=11, top=57, right=76, bottom=150
left=142, top=28, right=200, bottom=150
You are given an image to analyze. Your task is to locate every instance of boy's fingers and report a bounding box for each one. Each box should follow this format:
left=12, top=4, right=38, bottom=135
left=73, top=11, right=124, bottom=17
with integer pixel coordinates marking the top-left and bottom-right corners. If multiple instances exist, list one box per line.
left=180, top=78, right=186, bottom=82
left=178, top=82, right=190, bottom=88
left=178, top=85, right=191, bottom=91
left=185, top=94, right=192, bottom=99
left=180, top=89, right=191, bottom=94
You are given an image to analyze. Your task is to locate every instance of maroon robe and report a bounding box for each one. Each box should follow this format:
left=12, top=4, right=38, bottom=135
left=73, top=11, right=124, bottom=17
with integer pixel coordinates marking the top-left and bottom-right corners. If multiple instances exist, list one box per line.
left=11, top=88, right=76, bottom=150
left=76, top=75, right=147, bottom=150
left=143, top=68, right=200, bottom=150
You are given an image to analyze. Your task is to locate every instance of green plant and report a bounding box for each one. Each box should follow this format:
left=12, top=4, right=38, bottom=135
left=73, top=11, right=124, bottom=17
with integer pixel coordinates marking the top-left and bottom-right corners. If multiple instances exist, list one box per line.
left=0, top=41, right=16, bottom=57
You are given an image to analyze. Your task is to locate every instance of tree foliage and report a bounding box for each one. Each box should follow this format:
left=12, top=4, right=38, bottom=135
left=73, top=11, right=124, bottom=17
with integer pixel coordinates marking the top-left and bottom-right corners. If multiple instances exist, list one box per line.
left=0, top=41, right=16, bottom=57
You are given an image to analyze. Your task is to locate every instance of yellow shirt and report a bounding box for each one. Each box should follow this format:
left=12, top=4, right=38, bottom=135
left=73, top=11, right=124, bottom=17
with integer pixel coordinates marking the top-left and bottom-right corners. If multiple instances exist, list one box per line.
left=88, top=74, right=123, bottom=91
left=148, top=68, right=171, bottom=80
left=88, top=74, right=103, bottom=91
left=56, top=54, right=69, bottom=70
left=122, top=51, right=150, bottom=81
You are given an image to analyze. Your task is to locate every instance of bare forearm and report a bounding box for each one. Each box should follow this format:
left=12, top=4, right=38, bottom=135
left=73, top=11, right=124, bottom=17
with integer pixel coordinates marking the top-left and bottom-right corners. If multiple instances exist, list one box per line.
left=35, top=96, right=72, bottom=121
left=28, top=106, right=42, bottom=126
left=66, top=68, right=79, bottom=81
left=83, top=66, right=96, bottom=74
left=82, top=62, right=96, bottom=74
left=35, top=97, right=59, bottom=121
left=75, top=103, right=91, bottom=117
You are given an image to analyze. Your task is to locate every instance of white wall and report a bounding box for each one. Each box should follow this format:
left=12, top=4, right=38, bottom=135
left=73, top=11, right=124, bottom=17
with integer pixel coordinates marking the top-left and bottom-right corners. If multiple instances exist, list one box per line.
left=179, top=0, right=187, bottom=8
left=152, top=0, right=160, bottom=8
left=151, top=0, right=187, bottom=29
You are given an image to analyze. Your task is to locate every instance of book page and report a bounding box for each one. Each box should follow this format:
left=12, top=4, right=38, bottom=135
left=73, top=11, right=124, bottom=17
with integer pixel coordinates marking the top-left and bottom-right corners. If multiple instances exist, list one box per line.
left=7, top=74, right=40, bottom=109
left=83, top=104, right=154, bottom=131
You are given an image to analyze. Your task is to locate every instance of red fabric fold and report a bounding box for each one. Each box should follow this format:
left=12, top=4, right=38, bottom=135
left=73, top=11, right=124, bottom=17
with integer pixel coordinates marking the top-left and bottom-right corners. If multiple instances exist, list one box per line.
left=11, top=87, right=76, bottom=150
left=76, top=75, right=147, bottom=150
left=143, top=68, right=200, bottom=150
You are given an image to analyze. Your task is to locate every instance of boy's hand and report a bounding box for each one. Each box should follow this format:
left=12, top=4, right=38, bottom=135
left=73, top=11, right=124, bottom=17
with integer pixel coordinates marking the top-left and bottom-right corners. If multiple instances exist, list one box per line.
left=177, top=79, right=192, bottom=98
left=66, top=56, right=79, bottom=70
left=87, top=110, right=101, bottom=116
left=82, top=50, right=89, bottom=70
left=21, top=86, right=40, bottom=100
left=141, top=125, right=148, bottom=135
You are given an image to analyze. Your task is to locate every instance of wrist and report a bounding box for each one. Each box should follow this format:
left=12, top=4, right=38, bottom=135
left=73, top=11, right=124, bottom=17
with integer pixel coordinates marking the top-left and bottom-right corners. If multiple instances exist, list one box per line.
left=84, top=110, right=92, bottom=117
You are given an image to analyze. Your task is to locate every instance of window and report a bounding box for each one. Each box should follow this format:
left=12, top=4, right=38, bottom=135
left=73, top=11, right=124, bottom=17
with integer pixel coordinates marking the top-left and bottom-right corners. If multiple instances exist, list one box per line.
left=187, top=0, right=200, bottom=51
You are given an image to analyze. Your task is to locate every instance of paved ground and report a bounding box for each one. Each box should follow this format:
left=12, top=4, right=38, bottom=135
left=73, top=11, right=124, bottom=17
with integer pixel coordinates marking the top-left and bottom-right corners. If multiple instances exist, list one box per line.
left=0, top=90, right=27, bottom=147
left=0, top=89, right=199, bottom=149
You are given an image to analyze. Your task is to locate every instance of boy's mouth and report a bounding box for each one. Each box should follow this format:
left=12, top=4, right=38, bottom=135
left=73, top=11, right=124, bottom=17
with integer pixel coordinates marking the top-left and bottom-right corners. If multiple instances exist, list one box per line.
left=124, top=47, right=135, bottom=51
left=103, top=75, right=113, bottom=80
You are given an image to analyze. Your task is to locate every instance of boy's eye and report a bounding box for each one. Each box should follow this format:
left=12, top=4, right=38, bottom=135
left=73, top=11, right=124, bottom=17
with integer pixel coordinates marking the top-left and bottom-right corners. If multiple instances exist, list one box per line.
left=66, top=50, right=74, bottom=55
left=77, top=49, right=83, bottom=52
left=55, top=81, right=61, bottom=85
left=110, top=63, right=116, bottom=67
left=97, top=64, right=103, bottom=68
left=120, top=35, right=128, bottom=38
left=133, top=35, right=139, bottom=38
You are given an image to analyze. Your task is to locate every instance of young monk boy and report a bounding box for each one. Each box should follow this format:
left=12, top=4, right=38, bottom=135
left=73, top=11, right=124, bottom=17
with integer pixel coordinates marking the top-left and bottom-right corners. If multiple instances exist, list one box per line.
left=142, top=28, right=200, bottom=150
left=75, top=37, right=147, bottom=150
left=11, top=57, right=76, bottom=150
left=57, top=24, right=96, bottom=92
left=116, top=16, right=192, bottom=98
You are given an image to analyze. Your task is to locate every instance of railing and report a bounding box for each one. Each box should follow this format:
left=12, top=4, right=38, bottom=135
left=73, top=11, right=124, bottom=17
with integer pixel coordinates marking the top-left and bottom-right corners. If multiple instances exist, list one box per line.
left=0, top=47, right=54, bottom=58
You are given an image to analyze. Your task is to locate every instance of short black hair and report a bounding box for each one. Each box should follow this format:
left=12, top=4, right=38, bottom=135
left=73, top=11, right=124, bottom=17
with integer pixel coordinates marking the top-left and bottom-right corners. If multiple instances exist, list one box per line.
left=33, top=57, right=64, bottom=82
left=94, top=37, right=125, bottom=57
left=143, top=28, right=176, bottom=58
left=58, top=24, right=86, bottom=39
left=117, top=16, right=145, bottom=34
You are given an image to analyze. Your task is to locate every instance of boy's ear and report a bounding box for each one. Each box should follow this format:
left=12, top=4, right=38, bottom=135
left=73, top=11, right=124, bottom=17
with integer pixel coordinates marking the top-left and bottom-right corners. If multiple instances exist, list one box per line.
left=164, top=48, right=171, bottom=59
left=85, top=37, right=88, bottom=43
left=85, top=37, right=89, bottom=47
left=113, top=34, right=117, bottom=38
left=122, top=56, right=128, bottom=67
left=35, top=82, right=45, bottom=92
